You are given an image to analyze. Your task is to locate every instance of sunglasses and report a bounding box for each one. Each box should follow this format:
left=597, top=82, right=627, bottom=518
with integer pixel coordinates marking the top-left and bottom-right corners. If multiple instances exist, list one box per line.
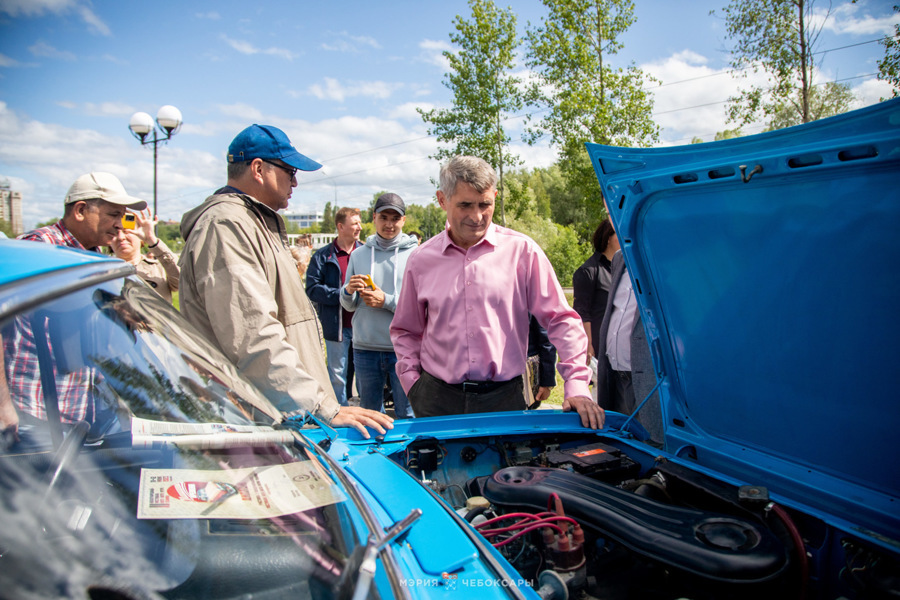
left=261, top=159, right=297, bottom=180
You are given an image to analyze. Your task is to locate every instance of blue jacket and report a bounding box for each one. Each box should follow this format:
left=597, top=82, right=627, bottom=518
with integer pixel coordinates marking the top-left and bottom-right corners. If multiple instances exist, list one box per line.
left=306, top=240, right=362, bottom=341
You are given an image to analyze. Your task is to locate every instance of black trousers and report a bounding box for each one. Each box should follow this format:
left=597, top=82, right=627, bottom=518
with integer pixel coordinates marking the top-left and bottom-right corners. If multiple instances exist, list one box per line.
left=407, top=371, right=525, bottom=418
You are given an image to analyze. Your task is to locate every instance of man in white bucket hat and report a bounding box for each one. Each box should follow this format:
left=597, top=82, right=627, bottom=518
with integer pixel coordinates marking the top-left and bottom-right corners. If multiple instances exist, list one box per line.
left=19, top=172, right=147, bottom=251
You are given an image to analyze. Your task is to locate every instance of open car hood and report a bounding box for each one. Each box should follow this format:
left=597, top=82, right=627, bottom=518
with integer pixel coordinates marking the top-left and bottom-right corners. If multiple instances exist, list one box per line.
left=586, top=99, right=900, bottom=541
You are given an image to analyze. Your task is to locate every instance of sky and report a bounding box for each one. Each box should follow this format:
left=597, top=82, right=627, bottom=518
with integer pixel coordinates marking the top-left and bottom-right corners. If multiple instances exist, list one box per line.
left=0, top=0, right=897, bottom=230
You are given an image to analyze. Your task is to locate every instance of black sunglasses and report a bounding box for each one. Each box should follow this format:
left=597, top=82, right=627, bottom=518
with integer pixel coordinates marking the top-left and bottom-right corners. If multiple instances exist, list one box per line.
left=261, top=159, right=297, bottom=180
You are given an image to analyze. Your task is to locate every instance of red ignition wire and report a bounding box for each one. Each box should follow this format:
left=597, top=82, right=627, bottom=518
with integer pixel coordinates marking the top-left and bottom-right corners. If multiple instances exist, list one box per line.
left=493, top=522, right=566, bottom=548
left=479, top=515, right=579, bottom=537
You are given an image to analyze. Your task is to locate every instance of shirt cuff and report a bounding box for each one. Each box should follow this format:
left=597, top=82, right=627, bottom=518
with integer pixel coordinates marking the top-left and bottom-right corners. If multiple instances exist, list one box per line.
left=563, top=379, right=592, bottom=401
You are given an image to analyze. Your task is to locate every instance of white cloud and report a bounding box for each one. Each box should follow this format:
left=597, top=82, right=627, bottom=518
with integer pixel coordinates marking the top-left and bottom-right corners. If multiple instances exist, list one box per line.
left=102, top=54, right=127, bottom=65
left=387, top=102, right=433, bottom=121
left=252, top=114, right=442, bottom=211
left=0, top=0, right=77, bottom=17
left=0, top=0, right=110, bottom=35
left=28, top=40, right=76, bottom=61
left=0, top=102, right=222, bottom=226
left=216, top=103, right=264, bottom=121
left=307, top=78, right=395, bottom=102
left=0, top=53, right=24, bottom=67
left=850, top=78, right=897, bottom=106
left=816, top=1, right=899, bottom=36
left=220, top=35, right=297, bottom=60
left=82, top=101, right=134, bottom=117
left=320, top=32, right=381, bottom=53
left=419, top=38, right=453, bottom=71
left=642, top=50, right=772, bottom=144
left=53, top=100, right=134, bottom=116
left=76, top=4, right=109, bottom=35
left=195, top=11, right=221, bottom=20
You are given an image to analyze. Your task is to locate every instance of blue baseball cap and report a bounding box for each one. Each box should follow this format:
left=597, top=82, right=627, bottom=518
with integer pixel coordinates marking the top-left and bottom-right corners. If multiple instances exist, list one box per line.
left=227, top=124, right=323, bottom=172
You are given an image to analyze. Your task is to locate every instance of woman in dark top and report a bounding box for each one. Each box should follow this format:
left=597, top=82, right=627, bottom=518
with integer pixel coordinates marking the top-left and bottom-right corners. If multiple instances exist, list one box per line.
left=572, top=220, right=619, bottom=363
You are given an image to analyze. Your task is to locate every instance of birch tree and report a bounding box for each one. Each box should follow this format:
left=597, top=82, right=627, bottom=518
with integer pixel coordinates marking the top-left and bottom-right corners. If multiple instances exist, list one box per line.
left=716, top=0, right=833, bottom=126
left=524, top=0, right=657, bottom=226
left=418, top=0, right=523, bottom=225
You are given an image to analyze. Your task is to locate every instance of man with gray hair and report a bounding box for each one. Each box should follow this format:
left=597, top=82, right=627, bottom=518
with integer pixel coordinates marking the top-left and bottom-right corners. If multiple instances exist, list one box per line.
left=391, top=156, right=604, bottom=429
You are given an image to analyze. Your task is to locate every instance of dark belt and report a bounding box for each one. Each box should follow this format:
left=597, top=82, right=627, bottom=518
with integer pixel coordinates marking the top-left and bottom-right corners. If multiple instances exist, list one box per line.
left=444, top=376, right=521, bottom=394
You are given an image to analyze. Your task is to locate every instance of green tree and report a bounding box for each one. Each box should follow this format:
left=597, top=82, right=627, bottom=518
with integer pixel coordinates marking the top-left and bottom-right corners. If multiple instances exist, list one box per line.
left=35, top=218, right=58, bottom=228
left=877, top=5, right=900, bottom=98
left=417, top=0, right=523, bottom=226
left=0, top=218, right=13, bottom=238
left=545, top=225, right=591, bottom=287
left=766, top=81, right=854, bottom=130
left=321, top=202, right=335, bottom=233
left=535, top=164, right=595, bottom=240
left=525, top=0, right=658, bottom=220
left=715, top=0, right=832, bottom=127
left=156, top=222, right=184, bottom=252
left=366, top=190, right=390, bottom=224
left=714, top=128, right=744, bottom=140
left=690, top=129, right=744, bottom=143
left=405, top=202, right=446, bottom=240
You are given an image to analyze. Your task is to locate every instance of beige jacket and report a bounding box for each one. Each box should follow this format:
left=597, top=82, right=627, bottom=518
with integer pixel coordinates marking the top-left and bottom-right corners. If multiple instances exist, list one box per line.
left=178, top=190, right=339, bottom=421
left=136, top=239, right=179, bottom=303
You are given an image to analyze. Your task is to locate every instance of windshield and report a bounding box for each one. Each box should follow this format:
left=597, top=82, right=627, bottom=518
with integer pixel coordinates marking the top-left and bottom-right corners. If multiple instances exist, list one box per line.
left=0, top=272, right=372, bottom=599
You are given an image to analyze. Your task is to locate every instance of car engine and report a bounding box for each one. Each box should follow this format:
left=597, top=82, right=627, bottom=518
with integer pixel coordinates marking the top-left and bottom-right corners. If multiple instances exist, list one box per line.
left=391, top=433, right=898, bottom=600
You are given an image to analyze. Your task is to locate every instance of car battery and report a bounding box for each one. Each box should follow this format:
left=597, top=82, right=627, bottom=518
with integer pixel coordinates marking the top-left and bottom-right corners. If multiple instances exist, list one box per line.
left=544, top=442, right=640, bottom=481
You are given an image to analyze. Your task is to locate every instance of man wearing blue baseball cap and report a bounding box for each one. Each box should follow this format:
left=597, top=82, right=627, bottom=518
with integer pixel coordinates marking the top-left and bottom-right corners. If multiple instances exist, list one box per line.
left=178, top=125, right=393, bottom=438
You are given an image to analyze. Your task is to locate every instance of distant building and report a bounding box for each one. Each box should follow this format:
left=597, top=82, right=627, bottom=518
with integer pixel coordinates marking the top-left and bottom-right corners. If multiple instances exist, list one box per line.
left=287, top=232, right=336, bottom=249
left=0, top=178, right=24, bottom=236
left=283, top=211, right=324, bottom=230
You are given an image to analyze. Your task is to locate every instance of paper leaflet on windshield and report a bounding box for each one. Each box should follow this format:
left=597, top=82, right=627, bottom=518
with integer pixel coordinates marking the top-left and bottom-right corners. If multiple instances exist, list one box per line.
left=131, top=416, right=294, bottom=449
left=137, top=462, right=346, bottom=519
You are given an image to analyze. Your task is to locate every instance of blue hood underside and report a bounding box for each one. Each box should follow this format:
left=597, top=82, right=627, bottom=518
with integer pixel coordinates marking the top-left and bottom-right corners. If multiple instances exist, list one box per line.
left=586, top=99, right=900, bottom=548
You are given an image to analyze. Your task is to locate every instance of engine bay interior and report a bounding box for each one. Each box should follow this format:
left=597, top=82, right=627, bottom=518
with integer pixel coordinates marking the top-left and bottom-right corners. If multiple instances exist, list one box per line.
left=388, top=432, right=899, bottom=600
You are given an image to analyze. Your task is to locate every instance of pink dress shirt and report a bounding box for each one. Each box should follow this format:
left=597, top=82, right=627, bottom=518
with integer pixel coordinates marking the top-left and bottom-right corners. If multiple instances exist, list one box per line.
left=390, top=223, right=592, bottom=400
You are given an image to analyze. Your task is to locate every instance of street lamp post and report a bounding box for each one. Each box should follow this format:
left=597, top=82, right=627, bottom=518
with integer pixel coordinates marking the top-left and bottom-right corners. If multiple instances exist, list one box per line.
left=128, top=105, right=183, bottom=218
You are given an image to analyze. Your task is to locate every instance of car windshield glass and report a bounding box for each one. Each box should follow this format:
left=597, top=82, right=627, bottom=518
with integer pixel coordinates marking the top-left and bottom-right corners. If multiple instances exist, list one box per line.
left=0, top=273, right=369, bottom=598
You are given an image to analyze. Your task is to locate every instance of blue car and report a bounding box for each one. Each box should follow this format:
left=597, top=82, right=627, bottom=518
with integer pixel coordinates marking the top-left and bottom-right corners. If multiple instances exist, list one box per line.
left=2, top=98, right=898, bottom=600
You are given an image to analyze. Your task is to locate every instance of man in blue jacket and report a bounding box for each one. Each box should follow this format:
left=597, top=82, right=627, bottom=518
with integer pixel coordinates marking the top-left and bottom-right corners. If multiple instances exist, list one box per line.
left=306, top=207, right=362, bottom=406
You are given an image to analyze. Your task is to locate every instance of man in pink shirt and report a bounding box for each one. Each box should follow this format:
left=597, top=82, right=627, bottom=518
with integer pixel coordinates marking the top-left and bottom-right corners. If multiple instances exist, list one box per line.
left=390, top=156, right=604, bottom=429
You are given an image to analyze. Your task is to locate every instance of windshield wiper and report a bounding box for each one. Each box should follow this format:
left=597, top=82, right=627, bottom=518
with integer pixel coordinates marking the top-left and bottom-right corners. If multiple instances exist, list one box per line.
left=345, top=508, right=422, bottom=600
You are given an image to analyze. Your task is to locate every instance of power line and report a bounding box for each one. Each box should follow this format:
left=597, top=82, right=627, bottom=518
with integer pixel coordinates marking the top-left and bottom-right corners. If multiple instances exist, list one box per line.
left=295, top=156, right=432, bottom=186
left=652, top=72, right=879, bottom=118
left=208, top=37, right=887, bottom=197
left=319, top=135, right=434, bottom=163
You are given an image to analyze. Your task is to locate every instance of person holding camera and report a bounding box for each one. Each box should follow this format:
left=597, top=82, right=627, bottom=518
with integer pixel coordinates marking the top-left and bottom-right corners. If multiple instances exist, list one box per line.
left=110, top=210, right=180, bottom=303
left=340, top=193, right=417, bottom=418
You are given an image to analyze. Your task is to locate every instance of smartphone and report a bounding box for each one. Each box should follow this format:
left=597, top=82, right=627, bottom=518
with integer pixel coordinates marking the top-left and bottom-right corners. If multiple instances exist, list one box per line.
left=122, top=213, right=136, bottom=230
left=361, top=274, right=375, bottom=289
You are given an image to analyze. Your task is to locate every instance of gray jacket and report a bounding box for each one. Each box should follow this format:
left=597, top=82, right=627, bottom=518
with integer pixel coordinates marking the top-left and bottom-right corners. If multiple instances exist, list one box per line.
left=597, top=251, right=663, bottom=442
left=339, top=233, right=418, bottom=351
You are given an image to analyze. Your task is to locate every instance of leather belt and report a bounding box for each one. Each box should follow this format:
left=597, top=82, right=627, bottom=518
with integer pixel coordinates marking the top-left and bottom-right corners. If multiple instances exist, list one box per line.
left=445, top=376, right=521, bottom=394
